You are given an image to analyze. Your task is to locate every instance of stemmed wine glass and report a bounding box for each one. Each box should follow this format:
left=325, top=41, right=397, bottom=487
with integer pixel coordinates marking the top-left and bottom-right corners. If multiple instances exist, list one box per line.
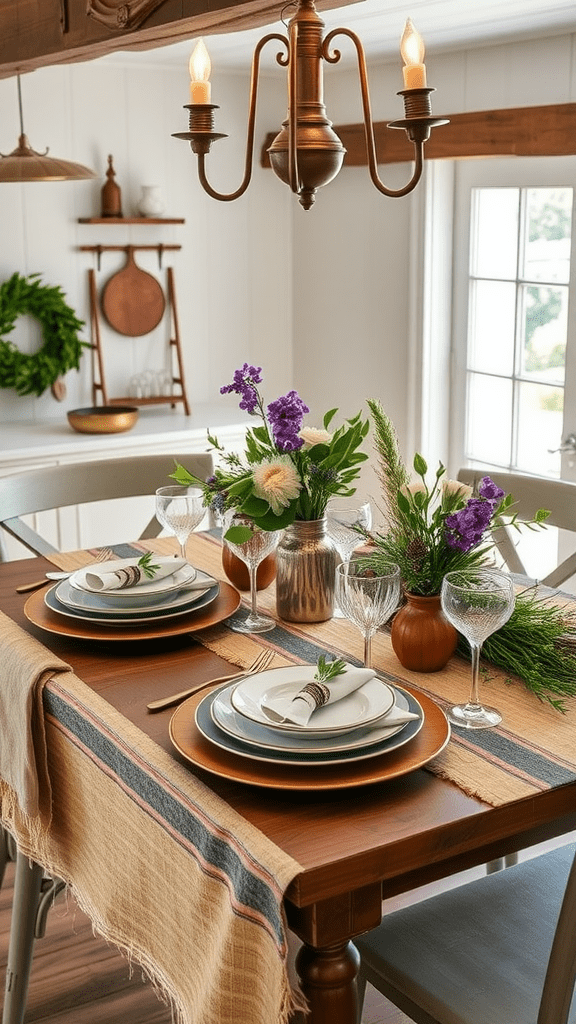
left=327, top=501, right=373, bottom=618
left=155, top=485, right=205, bottom=562
left=440, top=567, right=515, bottom=729
left=336, top=559, right=401, bottom=667
left=223, top=511, right=281, bottom=633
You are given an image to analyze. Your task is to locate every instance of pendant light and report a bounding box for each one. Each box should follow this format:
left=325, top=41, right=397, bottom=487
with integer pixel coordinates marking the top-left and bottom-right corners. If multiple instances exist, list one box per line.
left=0, top=75, right=96, bottom=183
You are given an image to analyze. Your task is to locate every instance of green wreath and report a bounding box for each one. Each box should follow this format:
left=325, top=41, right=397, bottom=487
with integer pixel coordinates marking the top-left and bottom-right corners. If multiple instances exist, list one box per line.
left=0, top=272, right=89, bottom=397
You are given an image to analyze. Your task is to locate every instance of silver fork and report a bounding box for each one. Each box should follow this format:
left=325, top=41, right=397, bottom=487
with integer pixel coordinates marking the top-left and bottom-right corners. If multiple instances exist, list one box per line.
left=16, top=546, right=115, bottom=593
left=147, top=647, right=275, bottom=712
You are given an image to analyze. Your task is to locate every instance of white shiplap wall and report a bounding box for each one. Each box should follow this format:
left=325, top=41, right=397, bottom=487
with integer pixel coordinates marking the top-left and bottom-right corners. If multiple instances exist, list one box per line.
left=1, top=31, right=576, bottom=493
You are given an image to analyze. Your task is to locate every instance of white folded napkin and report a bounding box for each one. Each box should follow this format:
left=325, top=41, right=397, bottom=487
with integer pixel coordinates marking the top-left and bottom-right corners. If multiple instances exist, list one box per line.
left=362, top=704, right=420, bottom=736
left=85, top=556, right=187, bottom=592
left=260, top=664, right=376, bottom=727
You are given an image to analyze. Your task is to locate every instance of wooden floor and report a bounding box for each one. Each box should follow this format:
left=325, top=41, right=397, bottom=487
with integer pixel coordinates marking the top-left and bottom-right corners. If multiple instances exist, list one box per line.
left=2, top=834, right=574, bottom=1023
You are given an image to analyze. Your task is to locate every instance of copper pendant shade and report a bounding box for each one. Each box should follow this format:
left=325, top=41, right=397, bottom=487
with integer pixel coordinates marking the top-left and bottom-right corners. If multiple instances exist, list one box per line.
left=0, top=76, right=96, bottom=183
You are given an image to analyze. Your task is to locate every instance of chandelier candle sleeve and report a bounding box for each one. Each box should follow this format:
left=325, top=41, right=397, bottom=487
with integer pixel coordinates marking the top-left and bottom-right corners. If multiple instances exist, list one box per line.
left=400, top=18, right=427, bottom=90
left=189, top=39, right=212, bottom=104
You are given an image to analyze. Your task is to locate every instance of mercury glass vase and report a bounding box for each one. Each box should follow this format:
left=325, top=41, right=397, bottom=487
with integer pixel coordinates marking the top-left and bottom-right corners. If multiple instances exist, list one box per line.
left=275, top=518, right=339, bottom=623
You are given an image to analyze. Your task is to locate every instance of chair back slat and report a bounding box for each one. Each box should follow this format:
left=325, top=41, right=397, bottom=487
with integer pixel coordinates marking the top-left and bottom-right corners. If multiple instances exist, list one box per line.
left=0, top=453, right=213, bottom=558
left=457, top=468, right=576, bottom=586
left=538, top=848, right=576, bottom=1023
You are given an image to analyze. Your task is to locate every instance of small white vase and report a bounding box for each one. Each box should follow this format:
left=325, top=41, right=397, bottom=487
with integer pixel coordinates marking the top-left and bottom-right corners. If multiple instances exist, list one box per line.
left=137, top=185, right=165, bottom=218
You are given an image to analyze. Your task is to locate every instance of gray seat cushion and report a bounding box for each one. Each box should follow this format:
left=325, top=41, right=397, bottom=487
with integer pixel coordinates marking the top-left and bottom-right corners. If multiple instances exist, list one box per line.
left=356, top=843, right=576, bottom=1024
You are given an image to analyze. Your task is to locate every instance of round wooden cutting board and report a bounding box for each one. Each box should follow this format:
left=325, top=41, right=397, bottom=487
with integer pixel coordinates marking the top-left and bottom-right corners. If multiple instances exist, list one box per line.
left=101, top=246, right=166, bottom=336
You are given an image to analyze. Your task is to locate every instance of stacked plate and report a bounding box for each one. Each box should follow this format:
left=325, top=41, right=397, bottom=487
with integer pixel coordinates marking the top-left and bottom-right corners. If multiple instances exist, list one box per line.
left=194, top=665, right=425, bottom=767
left=45, top=558, right=220, bottom=626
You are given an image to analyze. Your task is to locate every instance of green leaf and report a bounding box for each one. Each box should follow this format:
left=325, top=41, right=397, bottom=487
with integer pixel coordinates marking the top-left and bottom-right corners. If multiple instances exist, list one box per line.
left=224, top=524, right=255, bottom=545
left=323, top=407, right=338, bottom=429
left=240, top=494, right=270, bottom=517
left=397, top=490, right=411, bottom=514
left=413, top=452, right=428, bottom=476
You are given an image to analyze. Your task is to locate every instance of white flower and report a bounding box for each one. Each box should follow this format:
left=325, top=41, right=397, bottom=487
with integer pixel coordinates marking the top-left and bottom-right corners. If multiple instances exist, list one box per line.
left=298, top=426, right=333, bottom=448
left=253, top=457, right=302, bottom=514
left=441, top=479, right=472, bottom=501
left=400, top=481, right=426, bottom=500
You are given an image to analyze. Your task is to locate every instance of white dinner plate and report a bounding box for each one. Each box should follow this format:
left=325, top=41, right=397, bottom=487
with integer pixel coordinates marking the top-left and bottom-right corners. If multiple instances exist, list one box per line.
left=230, top=665, right=395, bottom=737
left=212, top=684, right=413, bottom=754
left=196, top=684, right=424, bottom=766
left=70, top=559, right=197, bottom=604
left=46, top=580, right=219, bottom=625
left=56, top=570, right=214, bottom=617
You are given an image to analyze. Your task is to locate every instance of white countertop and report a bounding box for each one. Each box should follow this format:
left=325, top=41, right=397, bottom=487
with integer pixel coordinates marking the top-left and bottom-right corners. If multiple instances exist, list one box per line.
left=0, top=405, right=252, bottom=465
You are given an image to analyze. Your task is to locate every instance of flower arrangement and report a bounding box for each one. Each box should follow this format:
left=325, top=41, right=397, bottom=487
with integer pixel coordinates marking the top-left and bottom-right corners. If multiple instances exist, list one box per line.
left=366, top=399, right=576, bottom=710
left=364, top=399, right=549, bottom=596
left=171, top=364, right=369, bottom=540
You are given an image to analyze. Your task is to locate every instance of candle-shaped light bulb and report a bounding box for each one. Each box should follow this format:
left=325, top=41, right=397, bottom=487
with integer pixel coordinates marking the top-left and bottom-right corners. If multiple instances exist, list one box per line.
left=400, top=18, right=427, bottom=89
left=189, top=39, right=212, bottom=104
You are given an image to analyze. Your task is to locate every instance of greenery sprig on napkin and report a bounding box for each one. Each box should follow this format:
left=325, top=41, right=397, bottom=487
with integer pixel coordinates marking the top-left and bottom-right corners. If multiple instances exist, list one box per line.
left=314, top=655, right=347, bottom=683
left=138, top=551, right=161, bottom=579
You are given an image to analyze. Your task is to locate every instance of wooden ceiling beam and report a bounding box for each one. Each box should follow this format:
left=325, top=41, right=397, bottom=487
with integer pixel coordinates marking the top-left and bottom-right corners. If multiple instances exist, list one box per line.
left=0, top=0, right=359, bottom=80
left=261, top=103, right=576, bottom=166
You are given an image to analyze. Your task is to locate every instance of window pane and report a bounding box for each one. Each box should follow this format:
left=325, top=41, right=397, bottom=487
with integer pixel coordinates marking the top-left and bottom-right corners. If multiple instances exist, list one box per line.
left=522, top=188, right=573, bottom=284
left=471, top=188, right=519, bottom=279
left=515, top=381, right=562, bottom=476
left=466, top=373, right=512, bottom=466
left=468, top=280, right=516, bottom=375
left=519, top=284, right=567, bottom=386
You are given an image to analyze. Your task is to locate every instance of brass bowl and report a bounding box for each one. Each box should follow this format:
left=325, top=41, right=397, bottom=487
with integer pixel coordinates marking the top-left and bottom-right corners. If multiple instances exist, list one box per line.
left=67, top=406, right=139, bottom=434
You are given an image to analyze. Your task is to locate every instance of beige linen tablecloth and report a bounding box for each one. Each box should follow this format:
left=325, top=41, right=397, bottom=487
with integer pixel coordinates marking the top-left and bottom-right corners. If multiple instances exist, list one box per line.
left=0, top=609, right=304, bottom=1024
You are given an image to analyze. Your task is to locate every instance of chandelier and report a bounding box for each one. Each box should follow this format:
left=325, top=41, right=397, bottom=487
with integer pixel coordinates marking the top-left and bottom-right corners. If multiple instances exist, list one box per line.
left=173, top=5, right=448, bottom=210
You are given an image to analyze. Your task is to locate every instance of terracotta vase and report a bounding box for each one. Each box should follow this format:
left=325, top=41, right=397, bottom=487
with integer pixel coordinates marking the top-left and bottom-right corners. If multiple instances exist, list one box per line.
left=391, top=592, right=458, bottom=673
left=221, top=546, right=276, bottom=592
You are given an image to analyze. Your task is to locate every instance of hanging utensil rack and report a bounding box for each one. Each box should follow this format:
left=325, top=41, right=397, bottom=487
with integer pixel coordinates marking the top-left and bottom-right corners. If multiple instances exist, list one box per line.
left=81, top=242, right=190, bottom=415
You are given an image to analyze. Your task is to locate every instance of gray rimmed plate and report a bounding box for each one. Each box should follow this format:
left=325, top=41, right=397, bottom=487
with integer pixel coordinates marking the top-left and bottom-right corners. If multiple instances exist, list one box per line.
left=196, top=683, right=424, bottom=766
left=46, top=580, right=219, bottom=625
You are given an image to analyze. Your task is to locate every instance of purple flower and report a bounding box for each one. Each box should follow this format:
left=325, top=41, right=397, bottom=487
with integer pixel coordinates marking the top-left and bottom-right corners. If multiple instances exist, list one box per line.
left=267, top=390, right=310, bottom=452
left=220, top=364, right=263, bottom=413
left=478, top=476, right=505, bottom=504
left=444, top=498, right=494, bottom=552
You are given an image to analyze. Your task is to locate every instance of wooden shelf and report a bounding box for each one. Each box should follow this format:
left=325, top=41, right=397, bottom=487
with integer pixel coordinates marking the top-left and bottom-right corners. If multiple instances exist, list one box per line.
left=107, top=395, right=188, bottom=407
left=78, top=217, right=185, bottom=224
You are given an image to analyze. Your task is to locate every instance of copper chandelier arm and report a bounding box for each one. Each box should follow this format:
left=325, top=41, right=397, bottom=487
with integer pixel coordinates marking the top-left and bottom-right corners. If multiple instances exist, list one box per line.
left=287, top=20, right=299, bottom=195
left=195, top=32, right=288, bottom=202
left=323, top=26, right=425, bottom=198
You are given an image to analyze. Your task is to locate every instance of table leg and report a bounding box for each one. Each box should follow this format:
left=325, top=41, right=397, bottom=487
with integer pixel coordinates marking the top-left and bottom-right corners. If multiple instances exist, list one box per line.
left=2, top=853, right=44, bottom=1024
left=286, top=883, right=382, bottom=1024
left=295, top=940, right=361, bottom=1024
left=0, top=828, right=15, bottom=890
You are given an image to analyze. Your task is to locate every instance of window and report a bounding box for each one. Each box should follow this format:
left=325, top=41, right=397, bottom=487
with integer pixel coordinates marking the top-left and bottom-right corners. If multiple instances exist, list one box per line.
left=465, top=186, right=572, bottom=477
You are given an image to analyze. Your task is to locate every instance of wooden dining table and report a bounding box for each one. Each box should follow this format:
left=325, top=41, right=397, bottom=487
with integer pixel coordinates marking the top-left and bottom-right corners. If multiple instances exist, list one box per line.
left=1, top=535, right=576, bottom=1024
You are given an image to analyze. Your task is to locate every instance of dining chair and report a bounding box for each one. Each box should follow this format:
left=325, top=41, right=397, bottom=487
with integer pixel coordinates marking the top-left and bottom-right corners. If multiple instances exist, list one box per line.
left=355, top=841, right=576, bottom=1024
left=457, top=468, right=576, bottom=588
left=0, top=451, right=213, bottom=1024
left=0, top=451, right=213, bottom=558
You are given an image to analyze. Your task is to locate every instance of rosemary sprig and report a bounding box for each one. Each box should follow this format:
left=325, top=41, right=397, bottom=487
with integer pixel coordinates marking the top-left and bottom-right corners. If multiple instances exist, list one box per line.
left=457, top=588, right=576, bottom=712
left=314, top=655, right=347, bottom=684
left=138, top=551, right=161, bottom=579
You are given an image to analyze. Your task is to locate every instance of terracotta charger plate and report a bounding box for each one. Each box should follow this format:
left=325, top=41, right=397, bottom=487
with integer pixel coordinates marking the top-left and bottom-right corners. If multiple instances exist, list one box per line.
left=169, top=685, right=450, bottom=791
left=24, top=581, right=241, bottom=642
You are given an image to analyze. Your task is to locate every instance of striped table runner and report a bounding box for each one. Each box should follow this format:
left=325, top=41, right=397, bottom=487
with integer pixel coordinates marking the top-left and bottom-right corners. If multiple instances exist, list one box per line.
left=48, top=534, right=576, bottom=809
